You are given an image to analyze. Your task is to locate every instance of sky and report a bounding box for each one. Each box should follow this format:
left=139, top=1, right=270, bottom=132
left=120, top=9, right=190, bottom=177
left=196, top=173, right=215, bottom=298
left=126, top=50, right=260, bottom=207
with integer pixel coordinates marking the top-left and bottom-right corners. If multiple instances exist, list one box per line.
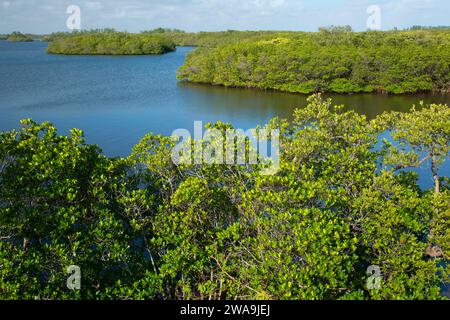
left=0, top=0, right=448, bottom=34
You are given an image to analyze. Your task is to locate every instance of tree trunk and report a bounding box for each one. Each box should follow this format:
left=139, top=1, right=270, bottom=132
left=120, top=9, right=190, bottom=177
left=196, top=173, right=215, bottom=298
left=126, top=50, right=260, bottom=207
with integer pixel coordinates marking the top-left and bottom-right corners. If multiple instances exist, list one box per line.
left=23, top=237, right=29, bottom=250
left=433, top=174, right=440, bottom=194
left=431, top=159, right=440, bottom=195
left=426, top=158, right=442, bottom=258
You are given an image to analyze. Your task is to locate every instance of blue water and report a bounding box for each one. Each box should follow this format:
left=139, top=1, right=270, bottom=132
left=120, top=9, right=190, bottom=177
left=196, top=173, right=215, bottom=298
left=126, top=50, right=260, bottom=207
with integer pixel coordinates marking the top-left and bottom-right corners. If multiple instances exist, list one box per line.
left=0, top=40, right=449, bottom=189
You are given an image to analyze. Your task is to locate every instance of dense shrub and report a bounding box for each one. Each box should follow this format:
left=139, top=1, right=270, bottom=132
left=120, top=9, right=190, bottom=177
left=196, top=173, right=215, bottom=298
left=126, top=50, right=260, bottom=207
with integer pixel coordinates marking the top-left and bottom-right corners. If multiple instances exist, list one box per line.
left=6, top=32, right=33, bottom=42
left=46, top=31, right=176, bottom=55
left=177, top=30, right=450, bottom=94
left=0, top=96, right=448, bottom=300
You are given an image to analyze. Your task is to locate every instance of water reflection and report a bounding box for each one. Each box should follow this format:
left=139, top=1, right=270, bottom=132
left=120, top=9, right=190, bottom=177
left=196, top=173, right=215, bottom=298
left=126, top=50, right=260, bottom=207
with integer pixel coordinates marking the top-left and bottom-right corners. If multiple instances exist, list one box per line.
left=178, top=81, right=450, bottom=120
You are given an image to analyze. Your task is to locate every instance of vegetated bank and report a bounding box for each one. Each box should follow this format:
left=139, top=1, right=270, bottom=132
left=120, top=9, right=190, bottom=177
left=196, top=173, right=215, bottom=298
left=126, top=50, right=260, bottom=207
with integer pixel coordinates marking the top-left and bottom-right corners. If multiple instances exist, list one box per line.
left=46, top=31, right=176, bottom=55
left=43, top=29, right=282, bottom=55
left=0, top=95, right=448, bottom=300
left=6, top=32, right=33, bottom=42
left=43, top=28, right=284, bottom=48
left=42, top=28, right=450, bottom=94
left=142, top=28, right=292, bottom=47
left=177, top=28, right=450, bottom=94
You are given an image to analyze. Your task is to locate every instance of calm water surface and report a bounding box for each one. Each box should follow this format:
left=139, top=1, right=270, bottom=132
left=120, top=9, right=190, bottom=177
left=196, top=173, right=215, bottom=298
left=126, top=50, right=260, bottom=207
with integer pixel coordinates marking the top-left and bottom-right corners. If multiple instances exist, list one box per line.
left=0, top=40, right=449, bottom=188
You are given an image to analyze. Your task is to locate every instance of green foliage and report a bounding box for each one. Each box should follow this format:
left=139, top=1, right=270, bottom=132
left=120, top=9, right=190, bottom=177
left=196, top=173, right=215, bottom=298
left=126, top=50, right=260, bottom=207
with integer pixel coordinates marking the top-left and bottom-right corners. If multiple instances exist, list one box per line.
left=169, top=30, right=292, bottom=47
left=177, top=30, right=450, bottom=94
left=383, top=103, right=450, bottom=192
left=46, top=31, right=176, bottom=55
left=6, top=32, right=33, bottom=42
left=0, top=97, right=448, bottom=300
left=42, top=29, right=117, bottom=42
left=0, top=120, right=151, bottom=299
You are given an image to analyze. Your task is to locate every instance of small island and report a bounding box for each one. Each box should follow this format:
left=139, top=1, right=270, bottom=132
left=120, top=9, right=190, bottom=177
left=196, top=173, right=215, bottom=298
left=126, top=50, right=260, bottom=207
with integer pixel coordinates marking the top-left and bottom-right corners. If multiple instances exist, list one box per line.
left=46, top=31, right=176, bottom=55
left=6, top=32, right=33, bottom=42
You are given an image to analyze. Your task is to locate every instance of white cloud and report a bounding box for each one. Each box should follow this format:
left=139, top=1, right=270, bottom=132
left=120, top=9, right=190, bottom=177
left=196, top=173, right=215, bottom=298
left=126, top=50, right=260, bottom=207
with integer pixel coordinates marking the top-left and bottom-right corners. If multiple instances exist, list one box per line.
left=85, top=1, right=104, bottom=11
left=385, top=0, right=434, bottom=11
left=0, top=0, right=447, bottom=34
left=253, top=0, right=285, bottom=8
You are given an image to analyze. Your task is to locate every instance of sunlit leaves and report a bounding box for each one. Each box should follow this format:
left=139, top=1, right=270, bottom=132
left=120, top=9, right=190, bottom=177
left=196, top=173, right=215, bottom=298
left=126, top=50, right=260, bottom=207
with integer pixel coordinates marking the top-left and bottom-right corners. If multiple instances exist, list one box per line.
left=0, top=96, right=448, bottom=300
left=178, top=30, right=450, bottom=94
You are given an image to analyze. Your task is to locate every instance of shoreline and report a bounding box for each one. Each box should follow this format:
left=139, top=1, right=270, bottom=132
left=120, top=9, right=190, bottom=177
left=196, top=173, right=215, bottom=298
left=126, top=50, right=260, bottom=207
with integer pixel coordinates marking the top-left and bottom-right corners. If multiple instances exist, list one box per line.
left=177, top=80, right=450, bottom=97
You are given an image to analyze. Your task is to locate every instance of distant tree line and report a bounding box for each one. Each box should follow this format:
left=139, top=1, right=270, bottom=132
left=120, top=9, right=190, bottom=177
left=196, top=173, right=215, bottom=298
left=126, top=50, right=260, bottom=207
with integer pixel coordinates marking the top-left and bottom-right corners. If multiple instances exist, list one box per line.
left=177, top=29, right=450, bottom=94
left=4, top=32, right=34, bottom=42
left=5, top=27, right=450, bottom=93
left=46, top=31, right=176, bottom=55
left=42, top=29, right=118, bottom=42
left=408, top=26, right=450, bottom=30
